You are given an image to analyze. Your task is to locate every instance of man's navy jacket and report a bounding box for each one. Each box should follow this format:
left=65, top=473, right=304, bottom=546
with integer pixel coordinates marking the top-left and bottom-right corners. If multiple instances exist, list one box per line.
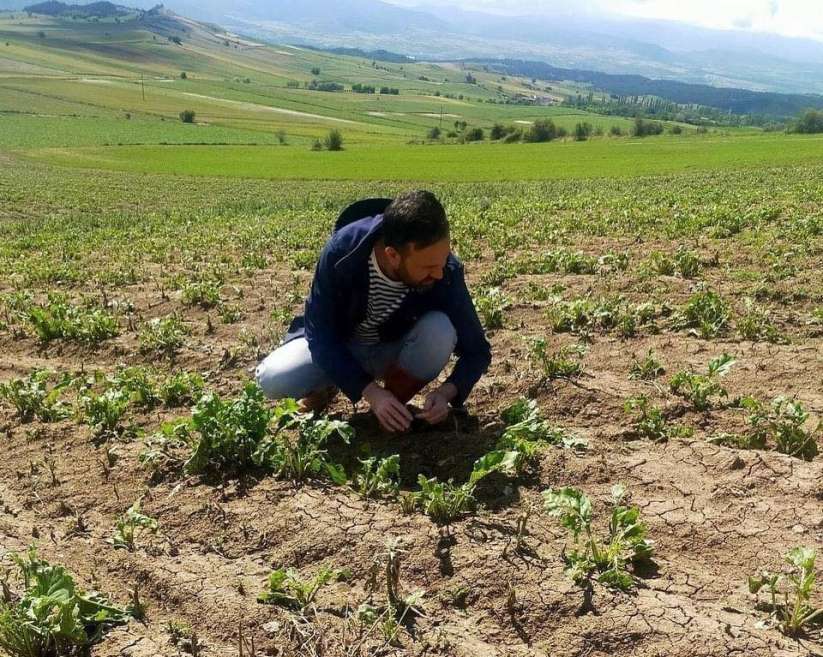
left=285, top=214, right=491, bottom=407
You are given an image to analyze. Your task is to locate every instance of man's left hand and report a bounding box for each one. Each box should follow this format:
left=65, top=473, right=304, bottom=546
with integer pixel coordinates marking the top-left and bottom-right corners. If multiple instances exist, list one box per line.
left=415, top=383, right=457, bottom=425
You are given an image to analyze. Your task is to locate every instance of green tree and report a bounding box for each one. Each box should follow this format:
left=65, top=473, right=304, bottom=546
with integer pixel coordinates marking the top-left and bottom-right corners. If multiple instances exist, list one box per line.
left=792, top=110, right=823, bottom=134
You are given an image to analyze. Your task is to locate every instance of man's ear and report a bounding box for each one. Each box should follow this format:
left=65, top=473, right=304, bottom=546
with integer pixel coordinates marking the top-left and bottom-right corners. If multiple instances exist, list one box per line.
left=384, top=245, right=403, bottom=268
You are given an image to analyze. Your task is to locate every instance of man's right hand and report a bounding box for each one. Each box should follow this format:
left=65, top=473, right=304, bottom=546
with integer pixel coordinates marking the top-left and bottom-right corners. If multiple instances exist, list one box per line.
left=363, top=382, right=412, bottom=432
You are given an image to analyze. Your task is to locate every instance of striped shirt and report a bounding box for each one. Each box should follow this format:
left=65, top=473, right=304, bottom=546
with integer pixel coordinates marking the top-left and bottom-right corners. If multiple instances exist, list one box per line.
left=353, top=249, right=409, bottom=344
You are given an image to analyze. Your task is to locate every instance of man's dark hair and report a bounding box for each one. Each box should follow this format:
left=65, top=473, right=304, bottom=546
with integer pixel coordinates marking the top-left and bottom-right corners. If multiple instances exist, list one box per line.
left=382, top=190, right=449, bottom=251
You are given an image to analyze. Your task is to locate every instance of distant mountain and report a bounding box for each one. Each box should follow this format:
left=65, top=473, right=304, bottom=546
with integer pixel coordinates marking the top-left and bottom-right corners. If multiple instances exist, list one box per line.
left=7, top=0, right=823, bottom=95
left=471, top=58, right=823, bottom=117
left=148, top=0, right=822, bottom=95
left=23, top=0, right=138, bottom=16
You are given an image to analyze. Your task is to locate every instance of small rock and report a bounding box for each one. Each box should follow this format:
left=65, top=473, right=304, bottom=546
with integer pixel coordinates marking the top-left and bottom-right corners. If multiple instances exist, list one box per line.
left=727, top=455, right=745, bottom=471
left=792, top=524, right=807, bottom=534
left=263, top=621, right=281, bottom=635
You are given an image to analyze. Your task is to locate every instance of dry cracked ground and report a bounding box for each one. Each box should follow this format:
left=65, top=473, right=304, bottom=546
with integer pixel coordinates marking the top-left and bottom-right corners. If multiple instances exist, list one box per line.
left=1, top=166, right=822, bottom=657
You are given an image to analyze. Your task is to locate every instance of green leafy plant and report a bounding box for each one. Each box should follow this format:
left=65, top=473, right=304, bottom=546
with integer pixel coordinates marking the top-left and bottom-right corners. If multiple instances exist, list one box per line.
left=474, top=287, right=508, bottom=329
left=706, top=431, right=766, bottom=450
left=183, top=382, right=272, bottom=475
left=79, top=387, right=132, bottom=441
left=110, top=502, right=159, bottom=551
left=744, top=396, right=819, bottom=460
left=669, top=353, right=735, bottom=410
left=673, top=289, right=730, bottom=338
left=542, top=484, right=653, bottom=591
left=139, top=419, right=190, bottom=475
left=184, top=389, right=353, bottom=481
left=0, top=547, right=130, bottom=657
left=497, top=397, right=587, bottom=470
left=353, top=454, right=400, bottom=498
left=180, top=275, right=222, bottom=309
left=748, top=547, right=821, bottom=636
left=528, top=339, right=584, bottom=380
left=257, top=566, right=347, bottom=610
left=412, top=450, right=519, bottom=524
left=138, top=315, right=188, bottom=357
left=628, top=350, right=665, bottom=380
left=737, top=298, right=785, bottom=343
left=673, top=245, right=701, bottom=278
left=624, top=395, right=693, bottom=442
left=108, top=366, right=159, bottom=408
left=0, top=371, right=70, bottom=422
left=158, top=371, right=204, bottom=407
left=25, top=296, right=119, bottom=345
left=253, top=399, right=352, bottom=483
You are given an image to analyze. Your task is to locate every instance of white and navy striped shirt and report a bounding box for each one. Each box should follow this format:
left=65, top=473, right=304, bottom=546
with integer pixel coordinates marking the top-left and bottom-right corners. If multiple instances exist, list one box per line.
left=353, top=249, right=409, bottom=344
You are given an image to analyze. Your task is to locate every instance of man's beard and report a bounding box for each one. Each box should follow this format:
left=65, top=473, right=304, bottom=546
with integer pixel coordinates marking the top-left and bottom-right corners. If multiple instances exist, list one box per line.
left=396, top=260, right=435, bottom=291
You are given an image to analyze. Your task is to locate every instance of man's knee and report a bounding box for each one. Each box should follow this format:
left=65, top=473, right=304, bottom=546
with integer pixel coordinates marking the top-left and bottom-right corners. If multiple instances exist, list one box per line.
left=415, top=311, right=457, bottom=349
left=400, top=311, right=457, bottom=381
left=254, top=339, right=324, bottom=400
left=254, top=356, right=293, bottom=400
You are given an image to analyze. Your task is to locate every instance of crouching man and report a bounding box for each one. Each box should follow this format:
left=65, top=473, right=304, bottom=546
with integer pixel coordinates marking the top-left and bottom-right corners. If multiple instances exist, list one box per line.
left=254, top=190, right=491, bottom=432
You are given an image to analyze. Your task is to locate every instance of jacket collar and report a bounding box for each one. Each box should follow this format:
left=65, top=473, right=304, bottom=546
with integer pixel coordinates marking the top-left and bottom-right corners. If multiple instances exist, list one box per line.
left=334, top=214, right=384, bottom=274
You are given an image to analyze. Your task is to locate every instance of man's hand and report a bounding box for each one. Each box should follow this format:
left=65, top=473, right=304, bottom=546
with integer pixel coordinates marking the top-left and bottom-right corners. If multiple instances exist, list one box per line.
left=363, top=382, right=412, bottom=432
left=416, top=383, right=458, bottom=425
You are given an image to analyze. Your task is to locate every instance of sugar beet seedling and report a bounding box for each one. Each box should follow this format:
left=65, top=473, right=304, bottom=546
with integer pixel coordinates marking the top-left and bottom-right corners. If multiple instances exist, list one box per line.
left=543, top=484, right=654, bottom=594
left=748, top=547, right=822, bottom=636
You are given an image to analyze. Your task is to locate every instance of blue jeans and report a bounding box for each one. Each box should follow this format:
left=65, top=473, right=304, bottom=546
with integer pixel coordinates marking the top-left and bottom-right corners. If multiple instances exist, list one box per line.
left=255, top=311, right=458, bottom=400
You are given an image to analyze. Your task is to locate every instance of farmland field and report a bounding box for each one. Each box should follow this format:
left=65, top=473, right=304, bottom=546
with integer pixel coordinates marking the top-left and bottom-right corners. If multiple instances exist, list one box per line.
left=1, top=7, right=822, bottom=657
left=1, top=154, right=821, bottom=657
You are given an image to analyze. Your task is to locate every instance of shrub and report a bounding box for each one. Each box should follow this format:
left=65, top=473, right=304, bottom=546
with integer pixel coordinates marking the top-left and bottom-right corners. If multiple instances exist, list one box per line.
left=324, top=129, right=343, bottom=151
left=179, top=110, right=195, bottom=123
left=632, top=117, right=664, bottom=137
left=573, top=122, right=592, bottom=141
left=524, top=118, right=557, bottom=142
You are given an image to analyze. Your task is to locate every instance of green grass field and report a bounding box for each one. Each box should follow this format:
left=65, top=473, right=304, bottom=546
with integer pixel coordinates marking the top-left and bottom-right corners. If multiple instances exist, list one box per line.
left=20, top=133, right=823, bottom=181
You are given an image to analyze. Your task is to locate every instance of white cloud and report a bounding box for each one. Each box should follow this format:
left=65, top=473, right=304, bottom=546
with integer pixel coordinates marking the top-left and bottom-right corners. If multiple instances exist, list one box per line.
left=420, top=0, right=823, bottom=40
left=605, top=0, right=822, bottom=40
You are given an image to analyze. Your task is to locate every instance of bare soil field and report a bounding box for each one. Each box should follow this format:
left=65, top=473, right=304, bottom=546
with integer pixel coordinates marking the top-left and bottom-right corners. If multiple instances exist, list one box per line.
left=0, top=158, right=821, bottom=657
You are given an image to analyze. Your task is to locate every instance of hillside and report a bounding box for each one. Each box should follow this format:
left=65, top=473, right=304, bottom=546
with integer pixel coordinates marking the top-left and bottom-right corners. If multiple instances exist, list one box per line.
left=2, top=4, right=822, bottom=184
left=0, top=5, right=645, bottom=149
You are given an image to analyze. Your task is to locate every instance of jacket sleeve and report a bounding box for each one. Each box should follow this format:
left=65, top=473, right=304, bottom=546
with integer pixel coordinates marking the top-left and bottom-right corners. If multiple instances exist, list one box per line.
left=442, top=262, right=492, bottom=407
left=304, top=243, right=373, bottom=404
